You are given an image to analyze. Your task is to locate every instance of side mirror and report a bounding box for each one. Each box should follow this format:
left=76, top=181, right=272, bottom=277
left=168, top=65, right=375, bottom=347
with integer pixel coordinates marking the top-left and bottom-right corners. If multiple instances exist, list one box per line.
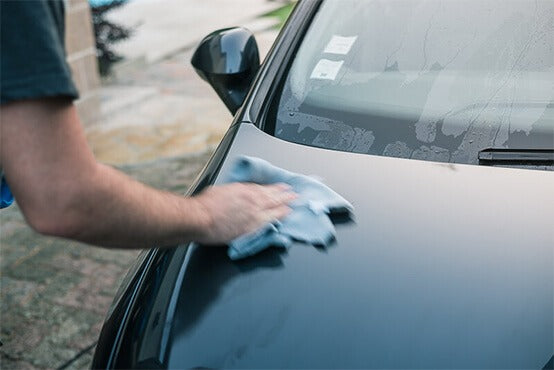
left=191, top=27, right=260, bottom=115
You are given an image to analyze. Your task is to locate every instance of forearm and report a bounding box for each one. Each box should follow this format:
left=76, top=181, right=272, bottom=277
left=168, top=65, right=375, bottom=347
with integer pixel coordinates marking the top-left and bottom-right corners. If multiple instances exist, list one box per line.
left=27, top=162, right=295, bottom=249
left=1, top=98, right=294, bottom=249
left=50, top=162, right=210, bottom=248
left=1, top=98, right=209, bottom=248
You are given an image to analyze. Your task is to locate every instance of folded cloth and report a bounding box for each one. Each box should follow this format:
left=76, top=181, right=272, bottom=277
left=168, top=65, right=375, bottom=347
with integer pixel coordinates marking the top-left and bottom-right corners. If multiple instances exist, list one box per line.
left=223, top=156, right=354, bottom=260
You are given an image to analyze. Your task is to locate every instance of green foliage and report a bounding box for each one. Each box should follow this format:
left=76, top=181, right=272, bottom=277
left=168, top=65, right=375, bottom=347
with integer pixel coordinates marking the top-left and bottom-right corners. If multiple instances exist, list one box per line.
left=262, top=1, right=296, bottom=29
left=90, top=0, right=133, bottom=76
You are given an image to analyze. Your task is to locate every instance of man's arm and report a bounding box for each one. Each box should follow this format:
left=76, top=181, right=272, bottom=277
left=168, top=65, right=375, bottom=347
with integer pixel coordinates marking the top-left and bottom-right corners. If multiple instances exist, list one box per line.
left=0, top=98, right=295, bottom=248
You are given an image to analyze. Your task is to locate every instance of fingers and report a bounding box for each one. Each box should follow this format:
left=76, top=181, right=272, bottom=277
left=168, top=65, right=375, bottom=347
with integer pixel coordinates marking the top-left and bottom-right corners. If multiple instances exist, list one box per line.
left=263, top=204, right=293, bottom=224
left=255, top=183, right=297, bottom=208
left=257, top=183, right=290, bottom=199
left=193, top=182, right=298, bottom=244
left=269, top=187, right=297, bottom=204
left=265, top=183, right=291, bottom=191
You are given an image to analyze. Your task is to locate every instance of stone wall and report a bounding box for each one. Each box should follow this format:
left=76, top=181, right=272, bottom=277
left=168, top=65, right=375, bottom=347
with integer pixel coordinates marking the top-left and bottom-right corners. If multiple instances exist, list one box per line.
left=66, top=0, right=100, bottom=126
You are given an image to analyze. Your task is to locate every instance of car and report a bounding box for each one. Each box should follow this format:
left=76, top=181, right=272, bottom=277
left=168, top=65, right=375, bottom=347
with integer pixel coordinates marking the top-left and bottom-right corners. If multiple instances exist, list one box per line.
left=92, top=0, right=554, bottom=368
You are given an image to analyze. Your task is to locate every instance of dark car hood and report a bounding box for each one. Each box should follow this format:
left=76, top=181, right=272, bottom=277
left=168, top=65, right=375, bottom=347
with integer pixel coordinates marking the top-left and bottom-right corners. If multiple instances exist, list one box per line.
left=166, top=123, right=553, bottom=369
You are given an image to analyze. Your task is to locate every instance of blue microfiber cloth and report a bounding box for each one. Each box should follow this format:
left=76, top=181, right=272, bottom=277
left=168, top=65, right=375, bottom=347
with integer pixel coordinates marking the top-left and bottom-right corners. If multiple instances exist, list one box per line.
left=223, top=156, right=354, bottom=260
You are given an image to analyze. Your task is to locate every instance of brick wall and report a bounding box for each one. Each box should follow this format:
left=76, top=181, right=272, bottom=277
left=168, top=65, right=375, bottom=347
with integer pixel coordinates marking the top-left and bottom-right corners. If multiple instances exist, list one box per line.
left=66, top=0, right=100, bottom=126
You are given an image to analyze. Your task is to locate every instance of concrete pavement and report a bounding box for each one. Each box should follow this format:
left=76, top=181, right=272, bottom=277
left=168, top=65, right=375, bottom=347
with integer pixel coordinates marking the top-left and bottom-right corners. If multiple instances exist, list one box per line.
left=107, top=0, right=280, bottom=64
left=0, top=0, right=282, bottom=367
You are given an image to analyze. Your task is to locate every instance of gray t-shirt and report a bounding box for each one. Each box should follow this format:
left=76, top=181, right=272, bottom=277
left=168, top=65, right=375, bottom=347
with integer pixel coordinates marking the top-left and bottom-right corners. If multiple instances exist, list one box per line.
left=0, top=0, right=79, bottom=103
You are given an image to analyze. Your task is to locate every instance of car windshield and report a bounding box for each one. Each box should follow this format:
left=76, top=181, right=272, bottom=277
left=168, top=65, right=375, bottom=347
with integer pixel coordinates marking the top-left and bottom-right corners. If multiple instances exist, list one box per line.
left=269, top=0, right=554, bottom=169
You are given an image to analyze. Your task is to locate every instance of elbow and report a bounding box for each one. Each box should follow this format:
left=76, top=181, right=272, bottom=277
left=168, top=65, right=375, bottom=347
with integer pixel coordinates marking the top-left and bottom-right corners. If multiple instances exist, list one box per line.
left=26, top=210, right=84, bottom=239
left=22, top=186, right=90, bottom=240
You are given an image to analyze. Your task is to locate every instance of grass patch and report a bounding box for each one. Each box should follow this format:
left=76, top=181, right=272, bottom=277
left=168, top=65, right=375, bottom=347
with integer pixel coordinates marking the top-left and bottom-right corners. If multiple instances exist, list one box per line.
left=262, top=1, right=296, bottom=29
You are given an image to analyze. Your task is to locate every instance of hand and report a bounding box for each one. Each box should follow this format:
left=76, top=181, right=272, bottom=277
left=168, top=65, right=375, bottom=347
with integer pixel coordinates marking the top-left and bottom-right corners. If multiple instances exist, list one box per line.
left=192, top=182, right=297, bottom=245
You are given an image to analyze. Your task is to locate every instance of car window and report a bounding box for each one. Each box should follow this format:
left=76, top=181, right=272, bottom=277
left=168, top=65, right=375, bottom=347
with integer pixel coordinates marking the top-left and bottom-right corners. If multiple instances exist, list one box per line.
left=269, top=0, right=553, bottom=169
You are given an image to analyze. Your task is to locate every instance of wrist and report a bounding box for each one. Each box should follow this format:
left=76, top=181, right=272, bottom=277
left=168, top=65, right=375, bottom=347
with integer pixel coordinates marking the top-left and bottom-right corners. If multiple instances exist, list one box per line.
left=187, top=194, right=213, bottom=242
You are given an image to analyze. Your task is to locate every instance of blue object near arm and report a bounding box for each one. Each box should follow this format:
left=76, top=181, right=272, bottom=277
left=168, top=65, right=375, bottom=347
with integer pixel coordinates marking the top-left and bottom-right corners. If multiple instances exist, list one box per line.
left=1, top=176, right=14, bottom=209
left=224, top=156, right=353, bottom=260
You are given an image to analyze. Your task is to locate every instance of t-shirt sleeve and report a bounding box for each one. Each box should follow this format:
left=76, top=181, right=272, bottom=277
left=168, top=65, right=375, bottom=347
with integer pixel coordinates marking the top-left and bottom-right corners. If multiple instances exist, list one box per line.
left=0, top=0, right=79, bottom=104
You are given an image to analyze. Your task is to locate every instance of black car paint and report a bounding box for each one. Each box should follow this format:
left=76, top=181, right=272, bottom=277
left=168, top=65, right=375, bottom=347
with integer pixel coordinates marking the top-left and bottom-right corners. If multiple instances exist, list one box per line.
left=93, top=0, right=554, bottom=368
left=94, top=122, right=554, bottom=368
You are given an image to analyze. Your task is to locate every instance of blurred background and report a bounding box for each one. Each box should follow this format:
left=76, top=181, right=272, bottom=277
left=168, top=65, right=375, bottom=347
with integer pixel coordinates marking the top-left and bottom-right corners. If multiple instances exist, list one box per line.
left=0, top=0, right=293, bottom=368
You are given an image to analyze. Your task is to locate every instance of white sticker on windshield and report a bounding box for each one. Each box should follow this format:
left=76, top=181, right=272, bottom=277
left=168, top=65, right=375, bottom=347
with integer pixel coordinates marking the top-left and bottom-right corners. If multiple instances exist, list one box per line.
left=310, top=59, right=344, bottom=80
left=324, top=35, right=357, bottom=55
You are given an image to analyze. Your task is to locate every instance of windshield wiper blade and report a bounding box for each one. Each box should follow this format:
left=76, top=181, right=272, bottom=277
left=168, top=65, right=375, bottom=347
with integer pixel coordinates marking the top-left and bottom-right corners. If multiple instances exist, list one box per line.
left=478, top=148, right=554, bottom=165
